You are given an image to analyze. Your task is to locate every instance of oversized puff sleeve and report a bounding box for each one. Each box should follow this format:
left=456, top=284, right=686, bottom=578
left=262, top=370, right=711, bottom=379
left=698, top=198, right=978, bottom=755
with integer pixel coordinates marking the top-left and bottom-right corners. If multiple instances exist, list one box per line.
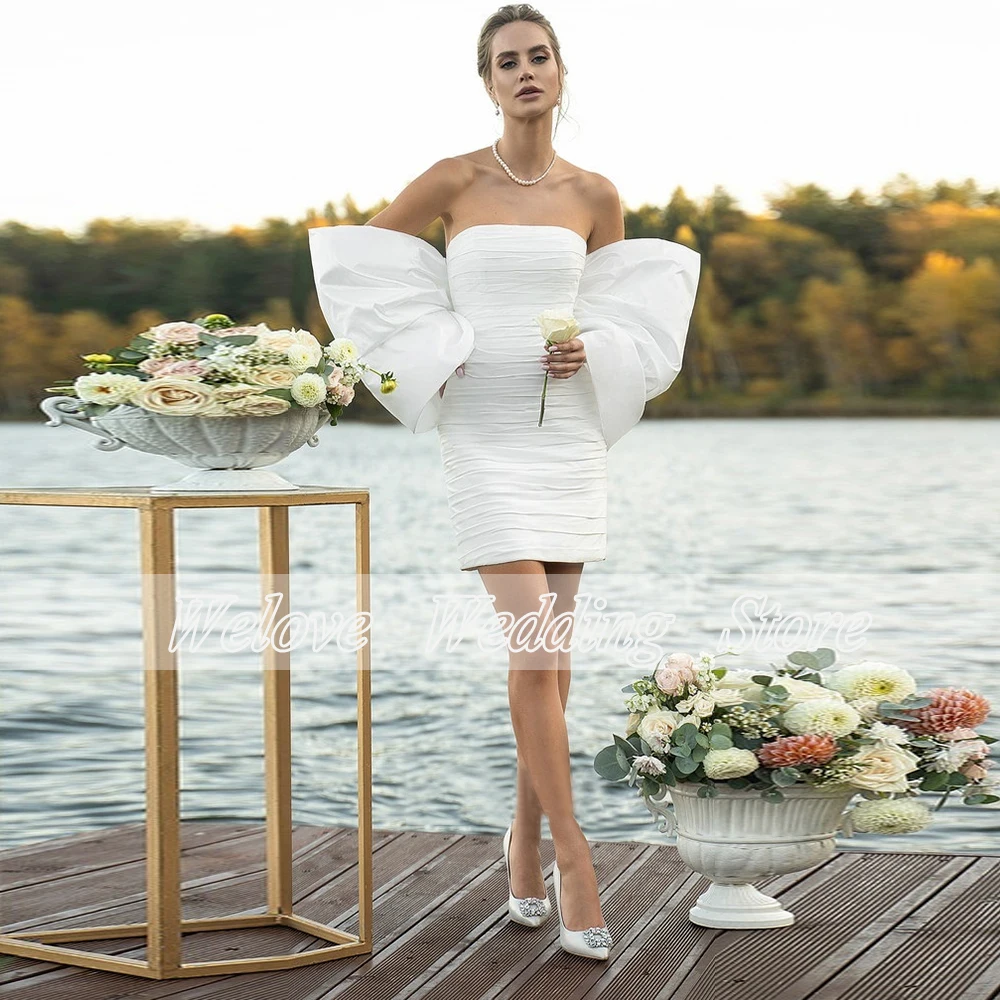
left=574, top=238, right=701, bottom=449
left=308, top=224, right=475, bottom=434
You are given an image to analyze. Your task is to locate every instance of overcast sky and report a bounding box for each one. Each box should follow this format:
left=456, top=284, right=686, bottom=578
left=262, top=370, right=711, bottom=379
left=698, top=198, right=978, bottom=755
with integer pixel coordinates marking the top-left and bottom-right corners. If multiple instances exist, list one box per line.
left=5, top=0, right=997, bottom=235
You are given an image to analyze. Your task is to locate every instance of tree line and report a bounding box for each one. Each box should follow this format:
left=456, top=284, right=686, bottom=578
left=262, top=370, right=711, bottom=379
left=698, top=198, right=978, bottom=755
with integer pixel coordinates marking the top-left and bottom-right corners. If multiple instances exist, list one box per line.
left=1, top=172, right=998, bottom=420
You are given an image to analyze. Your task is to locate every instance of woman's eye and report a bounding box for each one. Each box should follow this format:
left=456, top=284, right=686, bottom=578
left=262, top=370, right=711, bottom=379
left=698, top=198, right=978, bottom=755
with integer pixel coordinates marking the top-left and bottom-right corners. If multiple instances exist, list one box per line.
left=500, top=55, right=548, bottom=69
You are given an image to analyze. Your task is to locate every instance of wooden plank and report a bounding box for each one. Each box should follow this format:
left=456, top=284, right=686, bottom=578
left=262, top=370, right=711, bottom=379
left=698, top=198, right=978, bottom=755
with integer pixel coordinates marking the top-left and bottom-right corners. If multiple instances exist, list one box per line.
left=324, top=838, right=647, bottom=1000
left=0, top=826, right=432, bottom=996
left=2, top=825, right=997, bottom=1000
left=655, top=851, right=966, bottom=1000
left=807, top=856, right=1000, bottom=1000
left=574, top=853, right=827, bottom=1000
left=409, top=839, right=663, bottom=1000
left=1, top=822, right=264, bottom=885
left=119, top=830, right=487, bottom=1000
left=3, top=825, right=343, bottom=929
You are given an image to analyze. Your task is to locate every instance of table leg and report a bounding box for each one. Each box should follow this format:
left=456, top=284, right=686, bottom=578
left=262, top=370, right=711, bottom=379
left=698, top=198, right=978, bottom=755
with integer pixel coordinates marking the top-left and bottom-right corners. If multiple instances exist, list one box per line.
left=139, top=505, right=182, bottom=975
left=259, top=506, right=293, bottom=917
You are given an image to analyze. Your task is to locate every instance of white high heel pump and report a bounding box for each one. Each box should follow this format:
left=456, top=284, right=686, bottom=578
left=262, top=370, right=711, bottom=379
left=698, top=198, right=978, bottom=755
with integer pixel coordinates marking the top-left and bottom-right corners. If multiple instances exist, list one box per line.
left=502, top=825, right=551, bottom=927
left=552, top=859, right=612, bottom=960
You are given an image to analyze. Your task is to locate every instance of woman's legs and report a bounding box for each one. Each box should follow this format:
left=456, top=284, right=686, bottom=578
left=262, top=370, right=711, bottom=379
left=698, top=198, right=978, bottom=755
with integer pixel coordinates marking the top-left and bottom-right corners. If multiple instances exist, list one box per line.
left=476, top=558, right=605, bottom=931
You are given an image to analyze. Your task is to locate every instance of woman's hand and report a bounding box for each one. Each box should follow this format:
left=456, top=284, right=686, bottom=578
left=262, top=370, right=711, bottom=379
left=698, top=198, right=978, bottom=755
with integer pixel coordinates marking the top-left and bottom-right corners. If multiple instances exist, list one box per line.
left=541, top=337, right=587, bottom=378
left=439, top=363, right=467, bottom=396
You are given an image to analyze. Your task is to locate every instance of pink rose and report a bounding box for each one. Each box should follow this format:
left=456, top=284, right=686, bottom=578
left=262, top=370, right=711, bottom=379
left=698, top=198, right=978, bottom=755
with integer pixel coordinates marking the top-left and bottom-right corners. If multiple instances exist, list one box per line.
left=138, top=357, right=174, bottom=375
left=147, top=322, right=204, bottom=344
left=156, top=359, right=205, bottom=378
left=938, top=728, right=980, bottom=741
left=326, top=368, right=343, bottom=388
left=654, top=652, right=698, bottom=695
left=960, top=761, right=990, bottom=782
left=328, top=382, right=355, bottom=406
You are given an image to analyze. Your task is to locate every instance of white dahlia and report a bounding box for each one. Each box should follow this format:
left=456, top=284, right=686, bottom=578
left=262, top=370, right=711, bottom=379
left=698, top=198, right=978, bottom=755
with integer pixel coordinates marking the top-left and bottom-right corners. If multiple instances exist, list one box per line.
left=702, top=747, right=759, bottom=780
left=290, top=372, right=326, bottom=407
left=782, top=699, right=862, bottom=738
left=849, top=797, right=931, bottom=834
left=825, top=661, right=917, bottom=702
left=325, top=338, right=358, bottom=364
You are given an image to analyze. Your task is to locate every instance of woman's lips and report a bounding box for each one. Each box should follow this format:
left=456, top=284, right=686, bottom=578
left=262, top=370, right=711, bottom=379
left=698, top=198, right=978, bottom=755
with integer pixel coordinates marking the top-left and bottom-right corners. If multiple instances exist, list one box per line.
left=517, top=91, right=542, bottom=99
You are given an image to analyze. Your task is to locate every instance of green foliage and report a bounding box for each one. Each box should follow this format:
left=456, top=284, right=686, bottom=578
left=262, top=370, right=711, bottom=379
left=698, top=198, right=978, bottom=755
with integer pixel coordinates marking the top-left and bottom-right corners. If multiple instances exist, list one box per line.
left=4, top=177, right=1000, bottom=418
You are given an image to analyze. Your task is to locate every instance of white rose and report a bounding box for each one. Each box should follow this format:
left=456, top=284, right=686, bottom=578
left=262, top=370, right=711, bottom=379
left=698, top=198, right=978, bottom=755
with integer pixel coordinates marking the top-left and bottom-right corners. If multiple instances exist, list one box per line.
left=637, top=710, right=684, bottom=752
left=845, top=744, right=920, bottom=793
left=130, top=376, right=217, bottom=415
left=535, top=309, right=579, bottom=344
left=222, top=394, right=291, bottom=416
left=74, top=372, right=144, bottom=405
left=211, top=382, right=262, bottom=402
left=778, top=677, right=845, bottom=705
left=258, top=328, right=323, bottom=366
left=246, top=366, right=298, bottom=389
left=675, top=691, right=716, bottom=718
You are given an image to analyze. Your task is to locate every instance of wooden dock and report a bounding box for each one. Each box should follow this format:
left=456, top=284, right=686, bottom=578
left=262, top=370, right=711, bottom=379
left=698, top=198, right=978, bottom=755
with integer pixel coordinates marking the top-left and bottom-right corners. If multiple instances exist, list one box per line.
left=1, top=822, right=998, bottom=999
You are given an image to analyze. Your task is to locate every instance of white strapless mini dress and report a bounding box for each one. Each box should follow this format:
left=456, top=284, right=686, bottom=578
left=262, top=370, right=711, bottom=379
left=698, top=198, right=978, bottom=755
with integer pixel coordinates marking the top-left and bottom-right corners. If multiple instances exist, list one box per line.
left=309, top=223, right=700, bottom=572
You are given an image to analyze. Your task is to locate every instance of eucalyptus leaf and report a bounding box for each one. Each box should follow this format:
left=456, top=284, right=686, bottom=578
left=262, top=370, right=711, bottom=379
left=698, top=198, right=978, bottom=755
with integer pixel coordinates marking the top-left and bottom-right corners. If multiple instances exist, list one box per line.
left=920, top=771, right=949, bottom=791
left=594, top=745, right=629, bottom=781
left=787, top=651, right=819, bottom=670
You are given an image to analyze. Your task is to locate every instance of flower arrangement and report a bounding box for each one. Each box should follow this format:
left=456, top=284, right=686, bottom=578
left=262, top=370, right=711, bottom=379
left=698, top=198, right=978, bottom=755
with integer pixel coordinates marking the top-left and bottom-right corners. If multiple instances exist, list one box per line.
left=44, top=313, right=398, bottom=426
left=534, top=310, right=580, bottom=426
left=594, top=647, right=998, bottom=835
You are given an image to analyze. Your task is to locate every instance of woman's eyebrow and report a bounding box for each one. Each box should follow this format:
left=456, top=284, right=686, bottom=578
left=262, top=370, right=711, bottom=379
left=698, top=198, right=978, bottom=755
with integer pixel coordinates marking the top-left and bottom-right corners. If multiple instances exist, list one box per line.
left=495, top=44, right=550, bottom=62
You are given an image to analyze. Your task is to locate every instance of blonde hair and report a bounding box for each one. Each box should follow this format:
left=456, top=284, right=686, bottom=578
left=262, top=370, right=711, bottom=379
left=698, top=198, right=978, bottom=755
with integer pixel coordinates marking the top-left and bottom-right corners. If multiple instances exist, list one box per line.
left=477, top=5, right=569, bottom=133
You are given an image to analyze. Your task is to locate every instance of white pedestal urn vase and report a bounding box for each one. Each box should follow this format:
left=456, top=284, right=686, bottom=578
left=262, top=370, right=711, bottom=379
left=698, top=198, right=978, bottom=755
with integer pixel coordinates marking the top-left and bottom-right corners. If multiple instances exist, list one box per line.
left=645, top=782, right=857, bottom=929
left=40, top=396, right=328, bottom=493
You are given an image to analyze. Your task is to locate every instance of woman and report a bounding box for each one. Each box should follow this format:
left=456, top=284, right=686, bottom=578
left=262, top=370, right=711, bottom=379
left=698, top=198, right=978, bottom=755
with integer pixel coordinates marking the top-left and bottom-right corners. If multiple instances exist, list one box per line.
left=309, top=4, right=700, bottom=961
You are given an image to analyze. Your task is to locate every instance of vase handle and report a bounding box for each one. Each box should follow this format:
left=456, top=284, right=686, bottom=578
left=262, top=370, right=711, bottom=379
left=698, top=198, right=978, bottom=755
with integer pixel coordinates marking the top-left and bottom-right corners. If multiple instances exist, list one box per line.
left=837, top=805, right=856, bottom=838
left=40, top=396, right=126, bottom=451
left=644, top=786, right=677, bottom=836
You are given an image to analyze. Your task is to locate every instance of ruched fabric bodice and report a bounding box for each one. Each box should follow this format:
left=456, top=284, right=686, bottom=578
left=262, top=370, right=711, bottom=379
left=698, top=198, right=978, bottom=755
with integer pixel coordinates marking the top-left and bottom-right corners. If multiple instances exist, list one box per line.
left=437, top=226, right=606, bottom=569
left=308, top=222, right=701, bottom=571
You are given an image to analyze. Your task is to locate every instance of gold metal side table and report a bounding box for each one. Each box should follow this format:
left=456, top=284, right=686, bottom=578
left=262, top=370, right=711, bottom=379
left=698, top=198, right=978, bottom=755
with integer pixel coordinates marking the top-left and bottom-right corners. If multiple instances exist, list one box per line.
left=0, top=486, right=373, bottom=978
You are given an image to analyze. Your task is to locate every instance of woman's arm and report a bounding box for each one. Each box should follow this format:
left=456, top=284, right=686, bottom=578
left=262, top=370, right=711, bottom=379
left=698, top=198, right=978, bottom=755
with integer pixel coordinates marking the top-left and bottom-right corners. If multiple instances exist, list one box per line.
left=546, top=174, right=625, bottom=381
left=366, top=158, right=471, bottom=237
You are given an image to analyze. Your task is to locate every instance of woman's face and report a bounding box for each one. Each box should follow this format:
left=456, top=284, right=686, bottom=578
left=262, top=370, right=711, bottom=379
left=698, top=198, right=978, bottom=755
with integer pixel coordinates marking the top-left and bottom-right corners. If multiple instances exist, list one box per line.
left=487, top=22, right=561, bottom=119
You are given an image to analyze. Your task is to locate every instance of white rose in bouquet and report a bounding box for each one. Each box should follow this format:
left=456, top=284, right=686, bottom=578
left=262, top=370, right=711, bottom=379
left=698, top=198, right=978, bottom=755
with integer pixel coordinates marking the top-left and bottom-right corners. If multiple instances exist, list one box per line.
left=130, top=376, right=219, bottom=416
left=844, top=743, right=921, bottom=794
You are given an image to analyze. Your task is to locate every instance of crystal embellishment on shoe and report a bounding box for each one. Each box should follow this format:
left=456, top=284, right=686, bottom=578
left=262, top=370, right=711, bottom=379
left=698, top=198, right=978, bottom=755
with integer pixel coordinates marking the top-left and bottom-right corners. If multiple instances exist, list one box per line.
left=582, top=926, right=613, bottom=949
left=517, top=896, right=549, bottom=919
left=502, top=825, right=551, bottom=927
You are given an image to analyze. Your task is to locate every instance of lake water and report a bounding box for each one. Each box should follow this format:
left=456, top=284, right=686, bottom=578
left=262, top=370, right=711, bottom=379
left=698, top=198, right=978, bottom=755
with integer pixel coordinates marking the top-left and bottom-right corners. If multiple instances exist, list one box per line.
left=0, top=417, right=997, bottom=854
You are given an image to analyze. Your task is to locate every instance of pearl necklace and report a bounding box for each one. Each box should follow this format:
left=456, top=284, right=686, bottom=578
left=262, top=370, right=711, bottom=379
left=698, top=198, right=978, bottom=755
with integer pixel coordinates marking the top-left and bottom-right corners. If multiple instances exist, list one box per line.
left=492, top=138, right=557, bottom=186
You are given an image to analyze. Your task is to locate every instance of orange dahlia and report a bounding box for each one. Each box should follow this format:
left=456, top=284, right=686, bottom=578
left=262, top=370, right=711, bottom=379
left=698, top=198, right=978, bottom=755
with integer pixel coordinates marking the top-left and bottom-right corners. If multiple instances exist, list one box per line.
left=758, top=734, right=838, bottom=768
left=897, top=688, right=991, bottom=736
